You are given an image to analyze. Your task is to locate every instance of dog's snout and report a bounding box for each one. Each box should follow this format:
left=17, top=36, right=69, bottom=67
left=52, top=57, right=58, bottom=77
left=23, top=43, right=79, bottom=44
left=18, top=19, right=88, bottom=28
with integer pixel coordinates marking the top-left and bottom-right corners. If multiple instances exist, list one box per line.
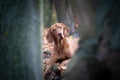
left=58, top=33, right=62, bottom=36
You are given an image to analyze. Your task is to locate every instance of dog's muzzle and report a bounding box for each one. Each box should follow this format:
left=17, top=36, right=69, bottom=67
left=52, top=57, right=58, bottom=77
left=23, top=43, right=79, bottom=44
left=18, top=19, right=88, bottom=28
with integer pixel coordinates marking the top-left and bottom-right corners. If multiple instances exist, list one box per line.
left=58, top=33, right=63, bottom=39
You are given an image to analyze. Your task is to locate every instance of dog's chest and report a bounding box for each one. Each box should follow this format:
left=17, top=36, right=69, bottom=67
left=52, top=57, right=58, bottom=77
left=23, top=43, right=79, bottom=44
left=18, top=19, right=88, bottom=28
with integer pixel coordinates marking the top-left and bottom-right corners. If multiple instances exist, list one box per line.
left=52, top=38, right=72, bottom=59
left=55, top=44, right=70, bottom=59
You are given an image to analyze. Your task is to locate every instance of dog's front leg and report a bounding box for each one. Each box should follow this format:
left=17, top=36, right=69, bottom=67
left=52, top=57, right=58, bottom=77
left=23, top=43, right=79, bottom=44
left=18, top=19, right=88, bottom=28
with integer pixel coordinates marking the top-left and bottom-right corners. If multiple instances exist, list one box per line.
left=58, top=59, right=70, bottom=71
left=44, top=57, right=58, bottom=77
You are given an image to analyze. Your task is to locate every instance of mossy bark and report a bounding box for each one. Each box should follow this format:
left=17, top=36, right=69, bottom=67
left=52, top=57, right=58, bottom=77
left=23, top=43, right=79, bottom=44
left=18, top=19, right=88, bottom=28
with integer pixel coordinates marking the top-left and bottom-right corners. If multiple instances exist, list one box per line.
left=0, top=0, right=42, bottom=80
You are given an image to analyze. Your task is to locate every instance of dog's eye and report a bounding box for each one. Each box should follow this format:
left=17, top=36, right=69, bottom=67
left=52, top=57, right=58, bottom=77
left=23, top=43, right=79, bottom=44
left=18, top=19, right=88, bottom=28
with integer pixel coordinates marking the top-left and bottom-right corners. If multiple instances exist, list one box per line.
left=52, top=29, right=56, bottom=31
left=59, top=27, right=62, bottom=28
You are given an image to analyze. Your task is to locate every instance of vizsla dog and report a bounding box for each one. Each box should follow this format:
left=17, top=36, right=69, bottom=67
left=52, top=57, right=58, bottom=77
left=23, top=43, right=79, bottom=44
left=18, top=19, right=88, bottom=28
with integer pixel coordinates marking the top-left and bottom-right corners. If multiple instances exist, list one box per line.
left=44, top=23, right=79, bottom=77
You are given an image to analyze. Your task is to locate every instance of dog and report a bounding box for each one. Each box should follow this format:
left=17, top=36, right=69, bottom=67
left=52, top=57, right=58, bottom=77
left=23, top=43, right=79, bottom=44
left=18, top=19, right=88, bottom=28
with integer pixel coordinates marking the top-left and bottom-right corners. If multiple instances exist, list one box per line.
left=44, top=23, right=79, bottom=77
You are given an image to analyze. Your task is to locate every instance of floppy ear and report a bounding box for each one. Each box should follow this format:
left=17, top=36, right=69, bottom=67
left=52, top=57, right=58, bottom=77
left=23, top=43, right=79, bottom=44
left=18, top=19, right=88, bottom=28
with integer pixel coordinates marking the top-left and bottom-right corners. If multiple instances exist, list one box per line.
left=61, top=23, right=70, bottom=37
left=46, top=28, right=54, bottom=43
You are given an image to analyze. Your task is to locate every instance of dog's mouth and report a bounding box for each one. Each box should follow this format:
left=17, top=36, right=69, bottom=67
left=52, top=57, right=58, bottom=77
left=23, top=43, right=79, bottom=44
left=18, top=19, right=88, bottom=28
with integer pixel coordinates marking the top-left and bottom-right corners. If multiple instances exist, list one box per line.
left=60, top=36, right=63, bottom=39
left=58, top=33, right=63, bottom=39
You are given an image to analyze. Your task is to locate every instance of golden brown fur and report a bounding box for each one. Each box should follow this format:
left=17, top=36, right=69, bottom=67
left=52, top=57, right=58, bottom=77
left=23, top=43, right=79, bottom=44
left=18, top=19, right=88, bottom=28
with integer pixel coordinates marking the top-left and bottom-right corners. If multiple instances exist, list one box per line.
left=44, top=23, right=79, bottom=76
left=42, top=28, right=54, bottom=55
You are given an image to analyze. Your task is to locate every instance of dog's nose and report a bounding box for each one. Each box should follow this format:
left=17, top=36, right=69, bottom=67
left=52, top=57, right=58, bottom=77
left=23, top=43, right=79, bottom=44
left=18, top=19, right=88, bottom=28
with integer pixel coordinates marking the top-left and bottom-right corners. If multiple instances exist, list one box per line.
left=58, top=33, right=62, bottom=36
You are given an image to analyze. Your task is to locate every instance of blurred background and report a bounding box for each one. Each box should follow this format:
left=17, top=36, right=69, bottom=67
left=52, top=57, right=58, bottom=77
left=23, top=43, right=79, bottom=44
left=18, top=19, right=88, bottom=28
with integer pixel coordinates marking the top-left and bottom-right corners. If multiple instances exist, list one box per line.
left=44, top=0, right=57, bottom=28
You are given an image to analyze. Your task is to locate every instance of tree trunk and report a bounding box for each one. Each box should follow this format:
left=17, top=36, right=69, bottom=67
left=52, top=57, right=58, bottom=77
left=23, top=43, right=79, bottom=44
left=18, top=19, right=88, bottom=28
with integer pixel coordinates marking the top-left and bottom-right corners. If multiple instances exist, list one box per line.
left=44, top=0, right=54, bottom=27
left=53, top=0, right=79, bottom=37
left=0, top=0, right=43, bottom=80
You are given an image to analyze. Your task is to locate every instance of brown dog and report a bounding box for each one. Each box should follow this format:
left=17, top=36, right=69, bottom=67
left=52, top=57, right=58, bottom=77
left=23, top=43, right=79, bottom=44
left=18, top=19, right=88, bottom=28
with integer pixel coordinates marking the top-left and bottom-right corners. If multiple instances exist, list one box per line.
left=44, top=23, right=79, bottom=77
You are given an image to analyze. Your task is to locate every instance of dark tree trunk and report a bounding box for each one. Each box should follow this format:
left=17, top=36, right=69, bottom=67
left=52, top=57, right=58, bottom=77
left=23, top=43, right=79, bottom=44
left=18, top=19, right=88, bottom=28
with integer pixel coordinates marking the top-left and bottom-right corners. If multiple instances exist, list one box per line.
left=53, top=0, right=79, bottom=37
left=68, top=0, right=96, bottom=39
left=65, top=0, right=120, bottom=80
left=44, top=0, right=54, bottom=27
left=0, top=0, right=43, bottom=80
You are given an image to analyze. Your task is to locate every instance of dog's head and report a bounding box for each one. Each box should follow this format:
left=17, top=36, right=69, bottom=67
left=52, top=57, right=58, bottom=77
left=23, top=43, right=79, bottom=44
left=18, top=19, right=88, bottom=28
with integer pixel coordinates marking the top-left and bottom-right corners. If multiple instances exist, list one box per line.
left=47, top=23, right=70, bottom=43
